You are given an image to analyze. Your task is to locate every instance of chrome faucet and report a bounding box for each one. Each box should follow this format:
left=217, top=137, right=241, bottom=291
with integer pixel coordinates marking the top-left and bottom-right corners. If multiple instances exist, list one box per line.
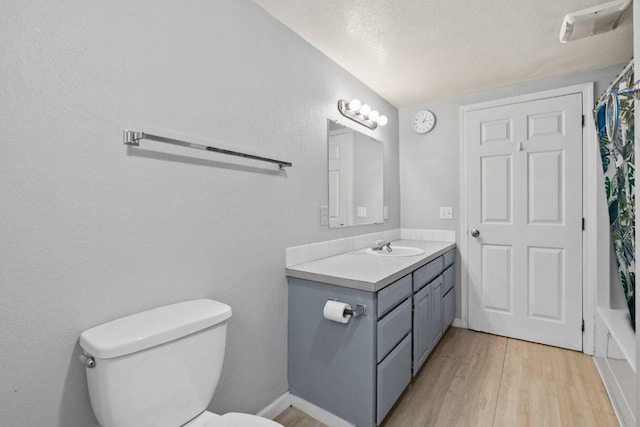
left=371, top=240, right=392, bottom=252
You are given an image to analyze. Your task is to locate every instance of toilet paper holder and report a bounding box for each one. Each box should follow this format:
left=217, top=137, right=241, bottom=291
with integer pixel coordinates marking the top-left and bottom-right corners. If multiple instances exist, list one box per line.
left=345, top=304, right=367, bottom=318
left=329, top=299, right=367, bottom=318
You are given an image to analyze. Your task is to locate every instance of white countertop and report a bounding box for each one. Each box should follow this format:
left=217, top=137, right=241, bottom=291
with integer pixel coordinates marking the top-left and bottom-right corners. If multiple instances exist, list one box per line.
left=285, top=240, right=455, bottom=292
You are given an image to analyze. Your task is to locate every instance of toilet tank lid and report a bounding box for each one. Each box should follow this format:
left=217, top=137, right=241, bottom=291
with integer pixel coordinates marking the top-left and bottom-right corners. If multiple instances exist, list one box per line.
left=79, top=299, right=232, bottom=359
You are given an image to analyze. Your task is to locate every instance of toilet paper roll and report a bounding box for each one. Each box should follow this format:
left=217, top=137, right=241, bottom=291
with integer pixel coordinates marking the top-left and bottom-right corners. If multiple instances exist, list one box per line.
left=323, top=300, right=352, bottom=324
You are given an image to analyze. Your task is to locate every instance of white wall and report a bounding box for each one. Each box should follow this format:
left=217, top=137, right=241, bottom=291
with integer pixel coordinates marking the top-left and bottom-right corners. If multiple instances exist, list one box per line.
left=399, top=64, right=626, bottom=318
left=0, top=1, right=399, bottom=426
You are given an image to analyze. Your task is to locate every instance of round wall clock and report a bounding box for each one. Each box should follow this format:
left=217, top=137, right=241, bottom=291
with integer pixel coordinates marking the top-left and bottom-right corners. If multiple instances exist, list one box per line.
left=411, top=110, right=436, bottom=134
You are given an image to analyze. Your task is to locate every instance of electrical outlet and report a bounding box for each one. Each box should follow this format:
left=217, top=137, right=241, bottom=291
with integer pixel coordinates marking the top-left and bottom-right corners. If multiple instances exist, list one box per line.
left=357, top=207, right=367, bottom=218
left=440, top=206, right=453, bottom=219
left=383, top=206, right=389, bottom=220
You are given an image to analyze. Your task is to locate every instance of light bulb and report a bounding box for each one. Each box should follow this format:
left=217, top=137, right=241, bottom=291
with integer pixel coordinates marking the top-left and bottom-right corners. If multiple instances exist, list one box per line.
left=378, top=115, right=388, bottom=126
left=360, top=104, right=371, bottom=116
left=369, top=110, right=380, bottom=121
left=348, top=99, right=361, bottom=112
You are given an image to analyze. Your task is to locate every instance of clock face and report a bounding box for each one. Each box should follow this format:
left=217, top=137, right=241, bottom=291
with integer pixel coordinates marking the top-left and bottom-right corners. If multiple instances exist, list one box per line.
left=412, top=110, right=436, bottom=134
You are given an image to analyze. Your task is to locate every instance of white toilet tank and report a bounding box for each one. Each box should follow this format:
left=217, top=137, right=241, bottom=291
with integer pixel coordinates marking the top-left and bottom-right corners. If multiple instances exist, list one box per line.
left=79, top=299, right=232, bottom=427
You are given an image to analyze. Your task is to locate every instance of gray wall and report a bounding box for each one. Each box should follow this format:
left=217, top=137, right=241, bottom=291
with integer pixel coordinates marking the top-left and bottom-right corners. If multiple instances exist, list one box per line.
left=399, top=64, right=626, bottom=318
left=0, top=1, right=400, bottom=426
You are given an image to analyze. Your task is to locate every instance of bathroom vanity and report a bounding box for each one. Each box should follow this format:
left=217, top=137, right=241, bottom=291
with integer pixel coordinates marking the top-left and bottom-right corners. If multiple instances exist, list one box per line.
left=286, top=240, right=455, bottom=426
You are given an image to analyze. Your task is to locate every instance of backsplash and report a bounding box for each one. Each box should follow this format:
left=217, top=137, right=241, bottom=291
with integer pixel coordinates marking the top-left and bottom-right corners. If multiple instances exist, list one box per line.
left=401, top=228, right=456, bottom=243
left=285, top=229, right=456, bottom=267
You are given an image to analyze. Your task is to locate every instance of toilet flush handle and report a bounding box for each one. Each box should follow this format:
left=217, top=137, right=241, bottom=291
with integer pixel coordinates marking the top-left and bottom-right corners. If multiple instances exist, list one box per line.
left=79, top=352, right=96, bottom=368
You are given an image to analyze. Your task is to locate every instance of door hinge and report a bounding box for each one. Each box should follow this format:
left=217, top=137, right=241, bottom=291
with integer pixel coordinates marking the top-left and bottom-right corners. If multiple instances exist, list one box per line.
left=582, top=115, right=585, bottom=127
left=582, top=319, right=585, bottom=332
left=582, top=218, right=585, bottom=230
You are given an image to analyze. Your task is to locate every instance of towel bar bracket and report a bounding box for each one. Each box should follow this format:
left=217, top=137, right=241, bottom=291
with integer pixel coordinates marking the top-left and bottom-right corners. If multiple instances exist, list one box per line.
left=123, top=130, right=144, bottom=146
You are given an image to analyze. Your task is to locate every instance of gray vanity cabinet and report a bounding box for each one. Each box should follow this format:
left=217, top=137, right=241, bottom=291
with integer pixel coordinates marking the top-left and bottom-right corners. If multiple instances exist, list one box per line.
left=287, top=247, right=456, bottom=426
left=288, top=275, right=412, bottom=427
left=288, top=278, right=378, bottom=427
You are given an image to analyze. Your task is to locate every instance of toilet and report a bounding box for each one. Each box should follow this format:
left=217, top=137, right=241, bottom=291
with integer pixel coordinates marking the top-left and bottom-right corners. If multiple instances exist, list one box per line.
left=79, top=299, right=282, bottom=427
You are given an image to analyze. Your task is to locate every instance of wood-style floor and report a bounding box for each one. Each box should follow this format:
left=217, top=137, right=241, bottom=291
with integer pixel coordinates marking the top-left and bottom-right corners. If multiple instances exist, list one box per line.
left=274, top=328, right=617, bottom=427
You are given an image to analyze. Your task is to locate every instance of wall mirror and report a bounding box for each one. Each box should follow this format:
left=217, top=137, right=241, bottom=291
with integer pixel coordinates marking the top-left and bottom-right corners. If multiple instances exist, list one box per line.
left=327, top=120, right=384, bottom=228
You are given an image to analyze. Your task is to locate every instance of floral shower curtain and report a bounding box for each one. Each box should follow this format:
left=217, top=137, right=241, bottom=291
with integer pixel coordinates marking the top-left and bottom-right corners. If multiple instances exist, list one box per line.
left=594, top=62, right=635, bottom=328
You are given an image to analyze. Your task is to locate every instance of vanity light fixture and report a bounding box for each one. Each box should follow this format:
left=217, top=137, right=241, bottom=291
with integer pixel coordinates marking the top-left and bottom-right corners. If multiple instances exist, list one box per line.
left=338, top=98, right=388, bottom=130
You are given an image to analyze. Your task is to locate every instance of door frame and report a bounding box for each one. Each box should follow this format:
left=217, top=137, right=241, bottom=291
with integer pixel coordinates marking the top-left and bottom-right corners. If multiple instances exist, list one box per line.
left=459, top=83, right=604, bottom=355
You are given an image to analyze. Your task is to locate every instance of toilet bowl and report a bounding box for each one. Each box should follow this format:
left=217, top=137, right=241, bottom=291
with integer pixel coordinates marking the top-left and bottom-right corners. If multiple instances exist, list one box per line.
left=79, top=299, right=283, bottom=427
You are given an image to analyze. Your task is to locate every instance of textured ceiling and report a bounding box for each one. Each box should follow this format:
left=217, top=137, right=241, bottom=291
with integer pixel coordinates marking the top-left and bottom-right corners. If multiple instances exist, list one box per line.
left=254, top=0, right=633, bottom=107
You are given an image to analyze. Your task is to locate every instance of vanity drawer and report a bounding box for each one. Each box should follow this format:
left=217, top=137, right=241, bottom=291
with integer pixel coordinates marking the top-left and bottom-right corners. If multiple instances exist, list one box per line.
left=378, top=274, right=412, bottom=317
left=377, top=298, right=411, bottom=362
left=377, top=333, right=412, bottom=425
left=443, top=265, right=455, bottom=293
left=443, top=249, right=456, bottom=269
left=413, top=257, right=443, bottom=292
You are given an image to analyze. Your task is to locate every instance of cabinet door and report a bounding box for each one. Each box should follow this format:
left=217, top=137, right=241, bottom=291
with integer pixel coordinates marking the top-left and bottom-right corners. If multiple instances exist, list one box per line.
left=430, top=276, right=443, bottom=349
left=412, top=283, right=432, bottom=375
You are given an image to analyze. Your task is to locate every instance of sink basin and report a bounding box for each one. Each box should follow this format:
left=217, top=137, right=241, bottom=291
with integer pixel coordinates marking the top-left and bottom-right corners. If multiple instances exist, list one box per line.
left=365, top=246, right=426, bottom=257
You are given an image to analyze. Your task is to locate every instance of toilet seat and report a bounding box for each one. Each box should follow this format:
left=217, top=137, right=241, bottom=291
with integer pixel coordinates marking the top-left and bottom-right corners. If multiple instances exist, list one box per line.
left=185, top=410, right=282, bottom=427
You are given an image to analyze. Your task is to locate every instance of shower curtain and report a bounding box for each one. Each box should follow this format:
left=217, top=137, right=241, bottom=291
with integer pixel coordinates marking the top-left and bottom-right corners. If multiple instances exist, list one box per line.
left=594, top=62, right=635, bottom=328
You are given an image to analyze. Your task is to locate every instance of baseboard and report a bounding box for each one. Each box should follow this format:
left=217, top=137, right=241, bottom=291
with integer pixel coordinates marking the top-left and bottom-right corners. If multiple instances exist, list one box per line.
left=256, top=391, right=292, bottom=419
left=290, top=395, right=355, bottom=427
left=452, top=317, right=467, bottom=328
left=593, top=357, right=634, bottom=427
left=256, top=392, right=355, bottom=426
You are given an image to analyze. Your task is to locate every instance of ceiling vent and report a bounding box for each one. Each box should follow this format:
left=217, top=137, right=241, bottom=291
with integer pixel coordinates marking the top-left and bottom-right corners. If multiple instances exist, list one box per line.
left=559, top=0, right=631, bottom=43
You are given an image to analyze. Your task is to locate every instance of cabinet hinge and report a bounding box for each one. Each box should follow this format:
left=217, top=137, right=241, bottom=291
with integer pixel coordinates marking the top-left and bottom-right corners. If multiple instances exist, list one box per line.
left=582, top=115, right=585, bottom=127
left=582, top=319, right=585, bottom=332
left=582, top=218, right=585, bottom=230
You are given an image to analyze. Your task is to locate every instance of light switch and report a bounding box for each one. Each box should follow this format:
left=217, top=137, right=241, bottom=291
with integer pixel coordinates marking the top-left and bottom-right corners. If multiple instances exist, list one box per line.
left=440, top=206, right=453, bottom=219
left=383, top=206, right=389, bottom=220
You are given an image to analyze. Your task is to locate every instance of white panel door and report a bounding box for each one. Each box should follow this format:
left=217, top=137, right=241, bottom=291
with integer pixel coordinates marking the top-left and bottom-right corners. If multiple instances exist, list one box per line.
left=328, top=130, right=352, bottom=227
left=466, top=93, right=583, bottom=350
